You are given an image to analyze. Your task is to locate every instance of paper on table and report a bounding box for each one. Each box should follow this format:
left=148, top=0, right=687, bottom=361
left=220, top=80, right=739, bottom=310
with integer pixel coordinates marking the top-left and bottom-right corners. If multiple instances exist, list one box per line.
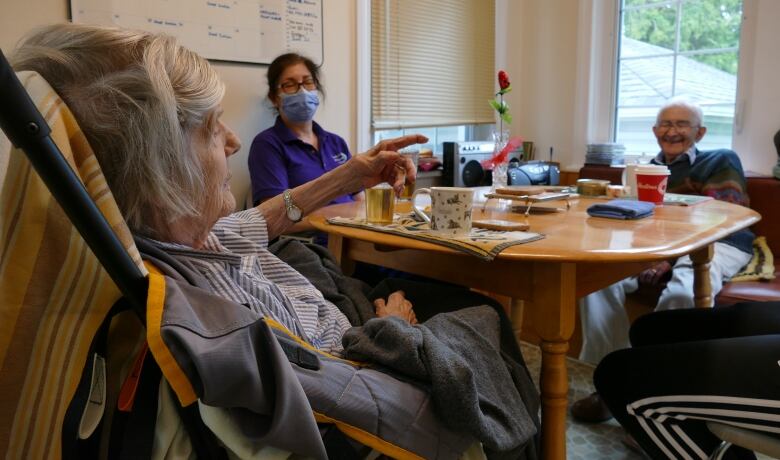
left=326, top=213, right=544, bottom=261
left=662, top=193, right=714, bottom=206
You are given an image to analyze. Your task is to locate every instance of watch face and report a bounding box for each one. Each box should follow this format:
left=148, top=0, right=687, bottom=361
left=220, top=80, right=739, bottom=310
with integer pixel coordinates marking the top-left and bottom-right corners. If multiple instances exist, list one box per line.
left=288, top=206, right=303, bottom=222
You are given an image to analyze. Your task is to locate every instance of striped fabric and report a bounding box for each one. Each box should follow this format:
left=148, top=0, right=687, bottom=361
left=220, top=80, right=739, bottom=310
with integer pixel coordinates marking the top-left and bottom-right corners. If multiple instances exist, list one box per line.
left=627, top=394, right=780, bottom=459
left=154, top=208, right=352, bottom=355
left=0, top=71, right=146, bottom=458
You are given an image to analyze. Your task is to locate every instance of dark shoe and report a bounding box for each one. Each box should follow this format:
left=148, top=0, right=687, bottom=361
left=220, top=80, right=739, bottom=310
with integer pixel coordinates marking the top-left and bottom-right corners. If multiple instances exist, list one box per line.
left=571, top=392, right=613, bottom=423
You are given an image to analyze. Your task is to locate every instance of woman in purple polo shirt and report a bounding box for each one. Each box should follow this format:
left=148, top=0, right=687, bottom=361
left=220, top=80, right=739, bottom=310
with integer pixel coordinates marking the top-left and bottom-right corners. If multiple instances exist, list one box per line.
left=249, top=53, right=357, bottom=229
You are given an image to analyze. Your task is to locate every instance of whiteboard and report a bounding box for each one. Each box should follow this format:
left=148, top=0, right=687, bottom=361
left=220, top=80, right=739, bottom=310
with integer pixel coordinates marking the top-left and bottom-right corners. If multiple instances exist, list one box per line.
left=70, top=0, right=324, bottom=65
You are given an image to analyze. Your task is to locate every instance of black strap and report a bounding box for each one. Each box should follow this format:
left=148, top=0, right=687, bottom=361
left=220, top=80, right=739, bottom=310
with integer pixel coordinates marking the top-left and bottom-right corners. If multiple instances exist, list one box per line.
left=62, top=298, right=129, bottom=459
left=106, top=352, right=228, bottom=460
left=275, top=334, right=321, bottom=371
left=62, top=290, right=226, bottom=459
left=321, top=425, right=366, bottom=460
left=111, top=351, right=161, bottom=460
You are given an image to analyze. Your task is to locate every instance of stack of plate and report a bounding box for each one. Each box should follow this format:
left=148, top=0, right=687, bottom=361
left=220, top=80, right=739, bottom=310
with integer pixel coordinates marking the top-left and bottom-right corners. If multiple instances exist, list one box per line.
left=586, top=143, right=625, bottom=165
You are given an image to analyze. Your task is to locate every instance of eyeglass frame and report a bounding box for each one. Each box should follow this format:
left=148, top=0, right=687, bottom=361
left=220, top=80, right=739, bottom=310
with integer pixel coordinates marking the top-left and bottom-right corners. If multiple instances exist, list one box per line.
left=278, top=78, right=318, bottom=95
left=655, top=120, right=700, bottom=132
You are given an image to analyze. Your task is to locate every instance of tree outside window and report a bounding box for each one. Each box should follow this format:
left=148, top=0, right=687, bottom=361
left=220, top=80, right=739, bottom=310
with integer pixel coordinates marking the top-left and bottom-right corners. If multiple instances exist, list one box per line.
left=615, top=0, right=743, bottom=156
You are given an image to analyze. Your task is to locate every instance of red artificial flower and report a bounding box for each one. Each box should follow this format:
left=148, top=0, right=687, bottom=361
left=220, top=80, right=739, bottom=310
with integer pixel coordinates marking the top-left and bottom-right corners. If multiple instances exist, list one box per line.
left=498, top=70, right=511, bottom=90
left=490, top=69, right=512, bottom=127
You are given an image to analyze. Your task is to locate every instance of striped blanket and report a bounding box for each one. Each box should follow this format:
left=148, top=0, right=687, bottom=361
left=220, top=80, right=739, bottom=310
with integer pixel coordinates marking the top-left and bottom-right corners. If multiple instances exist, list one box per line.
left=0, top=71, right=146, bottom=458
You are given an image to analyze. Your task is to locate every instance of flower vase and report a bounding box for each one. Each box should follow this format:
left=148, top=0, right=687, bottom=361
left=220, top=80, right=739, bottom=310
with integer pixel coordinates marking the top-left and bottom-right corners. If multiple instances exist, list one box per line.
left=491, top=130, right=510, bottom=189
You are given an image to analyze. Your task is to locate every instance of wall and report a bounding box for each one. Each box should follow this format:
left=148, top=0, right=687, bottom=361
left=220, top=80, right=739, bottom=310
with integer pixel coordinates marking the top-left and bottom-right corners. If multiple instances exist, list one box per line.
left=732, top=0, right=780, bottom=174
left=495, top=0, right=581, bottom=171
left=0, top=0, right=357, bottom=202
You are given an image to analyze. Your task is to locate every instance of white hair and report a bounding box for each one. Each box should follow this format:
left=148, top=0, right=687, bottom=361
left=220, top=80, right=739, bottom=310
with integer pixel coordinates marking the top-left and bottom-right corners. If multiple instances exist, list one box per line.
left=655, top=97, right=704, bottom=127
left=11, top=23, right=225, bottom=239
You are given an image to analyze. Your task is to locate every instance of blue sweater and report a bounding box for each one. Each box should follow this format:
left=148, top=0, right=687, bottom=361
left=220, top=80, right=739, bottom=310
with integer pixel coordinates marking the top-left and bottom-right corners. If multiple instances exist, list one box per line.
left=652, top=148, right=754, bottom=254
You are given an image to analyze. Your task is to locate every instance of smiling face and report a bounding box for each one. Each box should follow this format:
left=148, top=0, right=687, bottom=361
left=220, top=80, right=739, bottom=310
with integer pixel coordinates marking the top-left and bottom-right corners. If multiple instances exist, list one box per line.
left=652, top=105, right=707, bottom=162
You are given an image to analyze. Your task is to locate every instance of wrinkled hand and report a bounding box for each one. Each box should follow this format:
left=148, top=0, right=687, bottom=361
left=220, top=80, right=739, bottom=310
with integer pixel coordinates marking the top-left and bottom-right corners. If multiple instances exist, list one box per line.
left=374, top=290, right=418, bottom=324
left=638, top=261, right=673, bottom=286
left=347, top=134, right=427, bottom=196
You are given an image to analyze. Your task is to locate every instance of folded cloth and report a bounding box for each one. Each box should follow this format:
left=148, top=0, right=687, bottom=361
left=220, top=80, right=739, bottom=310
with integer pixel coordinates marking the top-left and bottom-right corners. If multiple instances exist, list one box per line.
left=587, top=199, right=655, bottom=220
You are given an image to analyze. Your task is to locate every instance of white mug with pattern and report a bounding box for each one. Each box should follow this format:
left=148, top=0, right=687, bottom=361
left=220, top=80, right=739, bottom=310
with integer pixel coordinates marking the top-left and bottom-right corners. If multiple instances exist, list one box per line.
left=411, top=187, right=475, bottom=235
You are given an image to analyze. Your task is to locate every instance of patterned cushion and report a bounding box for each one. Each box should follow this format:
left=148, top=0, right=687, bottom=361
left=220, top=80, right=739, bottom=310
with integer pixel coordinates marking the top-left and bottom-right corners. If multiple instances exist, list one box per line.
left=731, top=236, right=775, bottom=282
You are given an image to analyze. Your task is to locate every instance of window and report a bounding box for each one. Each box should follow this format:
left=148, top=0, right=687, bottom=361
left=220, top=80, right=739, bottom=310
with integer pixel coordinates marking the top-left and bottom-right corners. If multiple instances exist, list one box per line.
left=614, top=0, right=743, bottom=155
left=370, top=0, right=496, bottom=152
left=372, top=125, right=495, bottom=152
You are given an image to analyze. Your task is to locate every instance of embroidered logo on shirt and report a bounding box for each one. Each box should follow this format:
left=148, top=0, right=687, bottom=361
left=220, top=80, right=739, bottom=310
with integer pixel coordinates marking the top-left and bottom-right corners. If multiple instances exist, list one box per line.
left=332, top=152, right=348, bottom=164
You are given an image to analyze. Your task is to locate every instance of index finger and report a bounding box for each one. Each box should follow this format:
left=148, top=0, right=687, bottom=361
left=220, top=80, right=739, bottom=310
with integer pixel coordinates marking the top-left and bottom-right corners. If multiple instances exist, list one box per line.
left=378, top=134, right=429, bottom=152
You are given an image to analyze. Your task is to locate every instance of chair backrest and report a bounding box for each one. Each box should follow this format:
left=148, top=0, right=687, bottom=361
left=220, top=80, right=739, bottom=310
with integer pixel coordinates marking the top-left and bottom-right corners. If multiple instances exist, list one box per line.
left=707, top=421, right=780, bottom=459
left=745, top=176, right=780, bottom=256
left=0, top=70, right=146, bottom=457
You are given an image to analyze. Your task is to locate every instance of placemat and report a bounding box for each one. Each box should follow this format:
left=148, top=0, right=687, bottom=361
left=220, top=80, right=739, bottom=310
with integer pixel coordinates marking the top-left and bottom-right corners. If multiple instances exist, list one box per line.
left=327, top=213, right=544, bottom=261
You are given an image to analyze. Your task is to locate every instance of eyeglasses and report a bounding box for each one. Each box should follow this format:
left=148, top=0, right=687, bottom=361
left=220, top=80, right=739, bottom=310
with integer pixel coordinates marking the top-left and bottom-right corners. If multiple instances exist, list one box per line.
left=656, top=120, right=698, bottom=132
left=279, top=78, right=317, bottom=94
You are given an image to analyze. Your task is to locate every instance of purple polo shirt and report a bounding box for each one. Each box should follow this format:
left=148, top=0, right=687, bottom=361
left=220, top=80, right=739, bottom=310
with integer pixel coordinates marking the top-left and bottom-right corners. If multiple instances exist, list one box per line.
left=248, top=116, right=354, bottom=206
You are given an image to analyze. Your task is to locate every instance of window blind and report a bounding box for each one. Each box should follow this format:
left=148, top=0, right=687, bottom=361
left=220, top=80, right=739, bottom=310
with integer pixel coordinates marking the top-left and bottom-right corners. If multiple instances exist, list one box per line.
left=371, top=0, right=496, bottom=130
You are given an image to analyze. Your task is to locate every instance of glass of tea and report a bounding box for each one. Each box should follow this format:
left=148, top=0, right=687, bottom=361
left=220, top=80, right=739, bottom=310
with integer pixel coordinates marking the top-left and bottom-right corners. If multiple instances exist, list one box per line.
left=365, top=184, right=395, bottom=224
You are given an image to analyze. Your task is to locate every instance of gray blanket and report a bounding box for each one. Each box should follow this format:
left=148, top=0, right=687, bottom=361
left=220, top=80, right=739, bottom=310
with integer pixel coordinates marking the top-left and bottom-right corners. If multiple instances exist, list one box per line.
left=342, top=306, right=537, bottom=460
left=271, top=239, right=539, bottom=459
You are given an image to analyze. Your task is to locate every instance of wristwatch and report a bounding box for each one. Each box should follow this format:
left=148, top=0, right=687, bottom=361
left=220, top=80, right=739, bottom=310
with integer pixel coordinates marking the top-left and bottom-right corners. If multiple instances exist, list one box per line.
left=283, top=189, right=303, bottom=223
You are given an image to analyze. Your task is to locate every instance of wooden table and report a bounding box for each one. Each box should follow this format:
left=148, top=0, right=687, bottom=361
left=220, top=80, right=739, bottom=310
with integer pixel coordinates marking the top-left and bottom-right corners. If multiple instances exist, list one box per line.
left=309, top=189, right=760, bottom=460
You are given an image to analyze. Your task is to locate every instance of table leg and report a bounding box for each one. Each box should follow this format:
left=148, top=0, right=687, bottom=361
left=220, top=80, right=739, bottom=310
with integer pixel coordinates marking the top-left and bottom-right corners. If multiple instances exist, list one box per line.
left=326, top=234, right=355, bottom=275
left=691, top=244, right=714, bottom=308
left=526, top=263, right=577, bottom=460
left=540, top=341, right=569, bottom=459
left=510, top=298, right=524, bottom=341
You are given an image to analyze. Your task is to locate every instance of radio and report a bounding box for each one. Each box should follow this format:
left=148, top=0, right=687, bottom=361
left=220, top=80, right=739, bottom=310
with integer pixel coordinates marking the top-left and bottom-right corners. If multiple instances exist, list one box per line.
left=508, top=160, right=561, bottom=186
left=443, top=141, right=559, bottom=187
left=443, top=141, right=510, bottom=187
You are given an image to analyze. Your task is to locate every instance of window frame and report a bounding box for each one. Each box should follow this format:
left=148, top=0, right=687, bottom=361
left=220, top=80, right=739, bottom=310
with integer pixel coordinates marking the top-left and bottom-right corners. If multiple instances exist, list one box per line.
left=612, top=0, right=744, bottom=156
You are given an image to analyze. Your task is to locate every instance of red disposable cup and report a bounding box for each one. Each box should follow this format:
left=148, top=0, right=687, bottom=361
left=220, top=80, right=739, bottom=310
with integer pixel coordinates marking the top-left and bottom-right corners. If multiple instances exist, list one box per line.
left=636, top=172, right=670, bottom=204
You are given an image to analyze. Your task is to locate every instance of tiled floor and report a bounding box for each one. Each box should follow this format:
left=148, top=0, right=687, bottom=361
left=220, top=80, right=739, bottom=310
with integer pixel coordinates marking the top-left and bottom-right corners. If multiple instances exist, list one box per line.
left=520, top=343, right=771, bottom=460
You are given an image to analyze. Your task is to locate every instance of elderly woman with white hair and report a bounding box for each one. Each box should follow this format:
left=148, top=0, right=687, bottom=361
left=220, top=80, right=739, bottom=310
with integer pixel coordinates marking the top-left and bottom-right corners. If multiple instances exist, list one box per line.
left=5, top=21, right=555, bottom=460
left=10, top=23, right=426, bottom=354
left=8, top=24, right=543, bottom=460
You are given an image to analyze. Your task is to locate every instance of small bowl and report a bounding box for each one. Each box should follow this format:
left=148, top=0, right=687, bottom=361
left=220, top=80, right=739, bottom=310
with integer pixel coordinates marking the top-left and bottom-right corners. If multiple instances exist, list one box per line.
left=577, top=179, right=610, bottom=196
left=606, top=185, right=628, bottom=198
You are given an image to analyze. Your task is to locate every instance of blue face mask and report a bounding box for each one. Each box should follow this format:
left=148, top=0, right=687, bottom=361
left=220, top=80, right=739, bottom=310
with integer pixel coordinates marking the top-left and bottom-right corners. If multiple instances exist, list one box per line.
left=280, top=89, right=319, bottom=123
